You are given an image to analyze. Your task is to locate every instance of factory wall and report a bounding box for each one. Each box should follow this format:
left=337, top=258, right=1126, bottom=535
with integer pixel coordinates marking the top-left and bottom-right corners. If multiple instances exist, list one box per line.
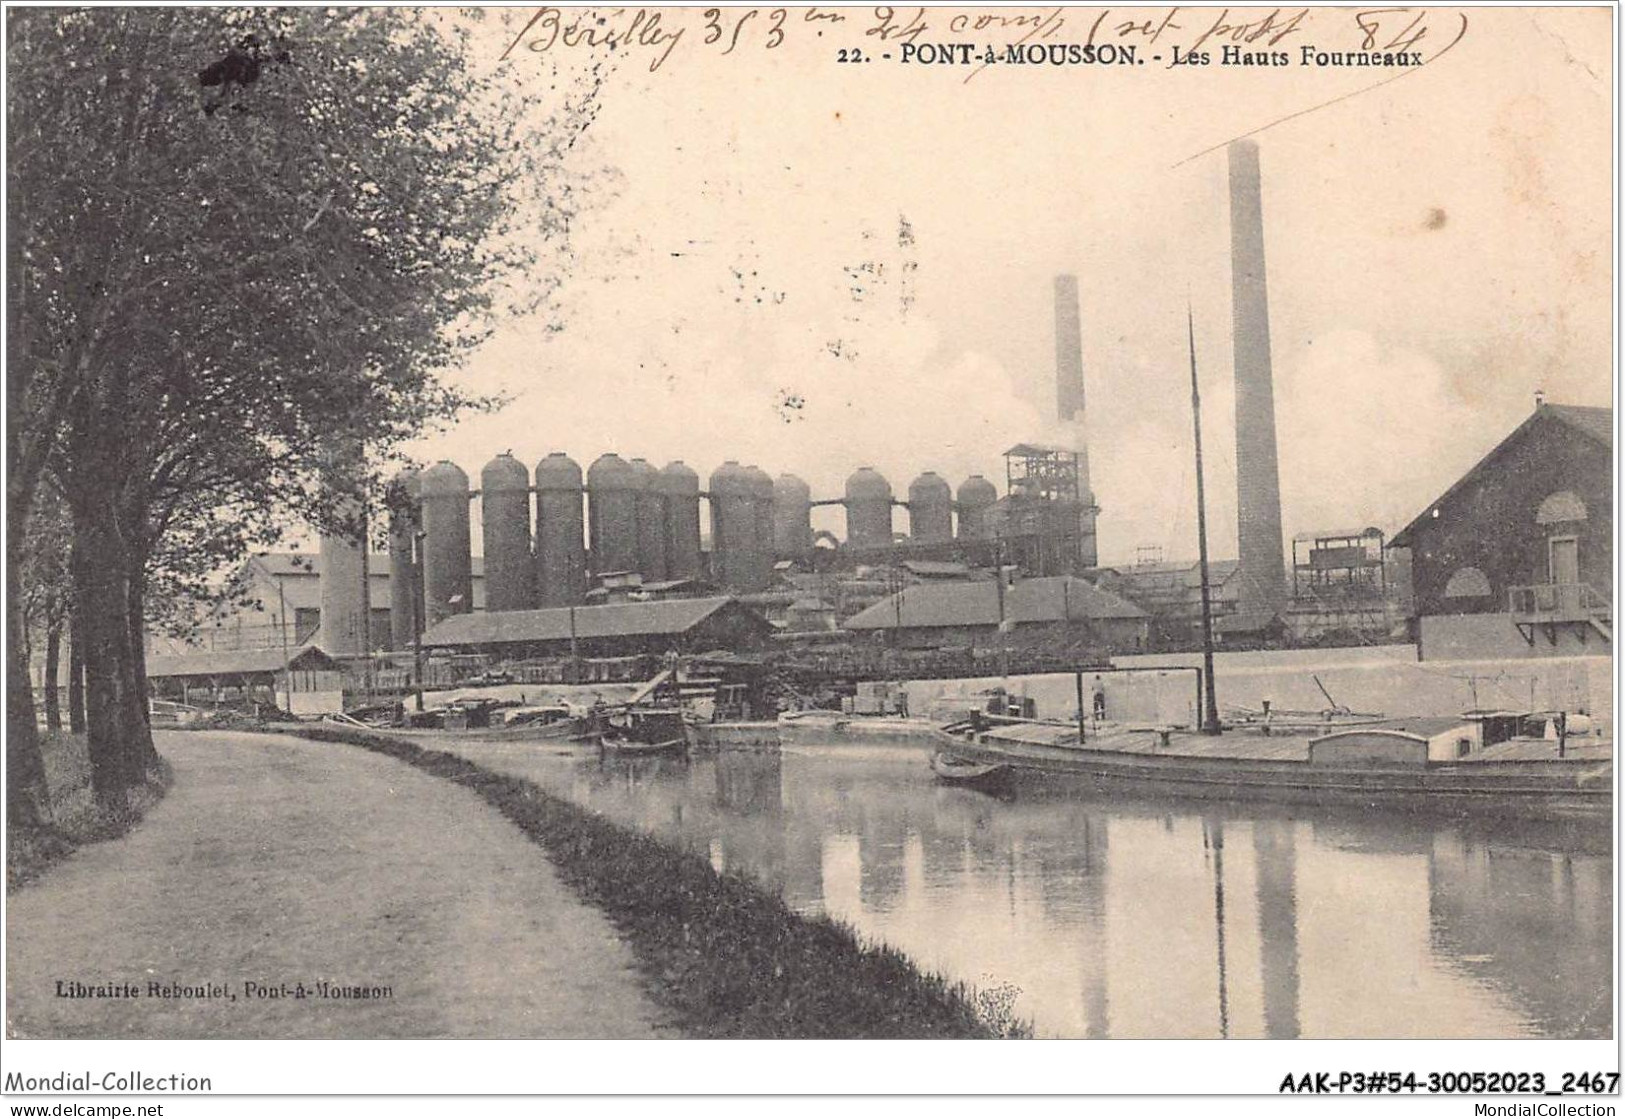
left=1417, top=615, right=1607, bottom=661
left=906, top=647, right=1612, bottom=734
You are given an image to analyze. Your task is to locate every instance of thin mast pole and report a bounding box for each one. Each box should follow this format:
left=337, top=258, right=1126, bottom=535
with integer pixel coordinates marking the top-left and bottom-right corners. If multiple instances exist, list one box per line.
left=412, top=531, right=426, bottom=713
left=1189, top=305, right=1222, bottom=735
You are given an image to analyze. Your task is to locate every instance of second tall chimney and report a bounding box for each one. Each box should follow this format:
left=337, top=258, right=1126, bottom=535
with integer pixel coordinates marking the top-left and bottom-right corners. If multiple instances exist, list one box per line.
left=1228, top=139, right=1287, bottom=620
left=1055, top=274, right=1098, bottom=568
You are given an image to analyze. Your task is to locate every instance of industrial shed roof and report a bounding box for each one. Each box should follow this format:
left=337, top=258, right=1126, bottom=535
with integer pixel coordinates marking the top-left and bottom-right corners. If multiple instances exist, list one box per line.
left=146, top=646, right=341, bottom=680
left=420, top=596, right=768, bottom=648
left=902, top=559, right=976, bottom=579
left=844, top=576, right=1146, bottom=631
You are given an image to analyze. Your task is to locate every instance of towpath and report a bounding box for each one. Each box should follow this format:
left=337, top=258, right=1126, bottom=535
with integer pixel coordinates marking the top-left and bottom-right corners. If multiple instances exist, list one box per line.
left=6, top=730, right=669, bottom=1039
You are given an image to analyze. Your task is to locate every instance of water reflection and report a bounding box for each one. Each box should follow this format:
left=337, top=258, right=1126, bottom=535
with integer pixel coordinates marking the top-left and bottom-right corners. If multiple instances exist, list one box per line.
left=456, top=740, right=1611, bottom=1039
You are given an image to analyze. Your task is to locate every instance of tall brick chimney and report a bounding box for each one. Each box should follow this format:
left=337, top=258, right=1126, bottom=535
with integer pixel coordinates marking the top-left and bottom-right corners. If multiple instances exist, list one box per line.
left=1228, top=140, right=1287, bottom=619
left=1055, top=274, right=1098, bottom=568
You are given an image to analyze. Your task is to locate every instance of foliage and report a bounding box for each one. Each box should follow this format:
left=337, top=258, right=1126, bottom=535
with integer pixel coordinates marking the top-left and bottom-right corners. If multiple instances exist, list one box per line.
left=10, top=7, right=597, bottom=536
left=6, top=7, right=604, bottom=809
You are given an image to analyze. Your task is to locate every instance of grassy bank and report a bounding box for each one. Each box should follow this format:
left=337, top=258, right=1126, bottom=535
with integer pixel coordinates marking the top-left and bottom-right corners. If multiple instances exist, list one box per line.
left=286, top=723, right=1029, bottom=1038
left=6, top=732, right=172, bottom=892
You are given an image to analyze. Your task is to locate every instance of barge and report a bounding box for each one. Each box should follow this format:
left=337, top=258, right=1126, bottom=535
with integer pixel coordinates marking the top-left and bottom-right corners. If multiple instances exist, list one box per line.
left=931, top=713, right=1612, bottom=819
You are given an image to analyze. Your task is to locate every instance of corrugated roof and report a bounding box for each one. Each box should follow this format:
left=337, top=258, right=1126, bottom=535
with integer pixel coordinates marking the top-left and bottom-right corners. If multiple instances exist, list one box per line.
left=146, top=645, right=340, bottom=679
left=844, top=576, right=1146, bottom=630
left=902, top=559, right=974, bottom=578
left=421, top=596, right=761, bottom=647
left=1390, top=402, right=1613, bottom=548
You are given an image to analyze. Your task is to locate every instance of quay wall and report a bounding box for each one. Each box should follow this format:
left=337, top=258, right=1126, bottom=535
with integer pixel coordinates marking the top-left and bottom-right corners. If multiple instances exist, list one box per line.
left=904, top=645, right=1612, bottom=734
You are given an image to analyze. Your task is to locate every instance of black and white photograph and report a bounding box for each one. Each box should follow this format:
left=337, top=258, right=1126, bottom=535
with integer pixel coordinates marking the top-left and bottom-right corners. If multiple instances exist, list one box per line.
left=2, top=1, right=1616, bottom=1106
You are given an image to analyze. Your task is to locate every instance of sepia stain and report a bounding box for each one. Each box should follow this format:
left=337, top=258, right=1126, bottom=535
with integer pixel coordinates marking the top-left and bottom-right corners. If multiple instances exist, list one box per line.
left=774, top=389, right=806, bottom=423
left=1424, top=207, right=1447, bottom=230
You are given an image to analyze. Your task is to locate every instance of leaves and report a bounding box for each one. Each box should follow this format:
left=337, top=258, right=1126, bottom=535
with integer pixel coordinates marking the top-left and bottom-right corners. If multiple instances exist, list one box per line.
left=8, top=6, right=602, bottom=615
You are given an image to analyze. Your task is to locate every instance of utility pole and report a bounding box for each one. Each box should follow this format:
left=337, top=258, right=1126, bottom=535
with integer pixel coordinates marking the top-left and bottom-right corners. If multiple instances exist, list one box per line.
left=1189, top=305, right=1222, bottom=735
left=277, top=577, right=291, bottom=711
left=569, top=603, right=579, bottom=684
left=412, top=530, right=426, bottom=713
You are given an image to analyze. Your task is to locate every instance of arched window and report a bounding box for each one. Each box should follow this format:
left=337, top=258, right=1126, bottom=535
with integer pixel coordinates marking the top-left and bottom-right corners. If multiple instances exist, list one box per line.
left=1536, top=491, right=1587, bottom=525
left=1444, top=566, right=1491, bottom=598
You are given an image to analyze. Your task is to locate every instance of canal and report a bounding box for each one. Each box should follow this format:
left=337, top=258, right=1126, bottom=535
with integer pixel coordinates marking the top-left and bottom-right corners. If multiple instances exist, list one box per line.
left=442, top=738, right=1611, bottom=1040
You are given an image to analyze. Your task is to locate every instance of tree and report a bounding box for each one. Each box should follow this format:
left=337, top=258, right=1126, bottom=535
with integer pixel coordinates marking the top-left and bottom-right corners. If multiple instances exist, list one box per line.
left=8, top=8, right=599, bottom=815
left=18, top=483, right=72, bottom=732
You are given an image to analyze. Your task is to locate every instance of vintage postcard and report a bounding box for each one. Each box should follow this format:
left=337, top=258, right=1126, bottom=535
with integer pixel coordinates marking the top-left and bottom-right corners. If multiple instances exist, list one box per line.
left=3, top=2, right=1615, bottom=1106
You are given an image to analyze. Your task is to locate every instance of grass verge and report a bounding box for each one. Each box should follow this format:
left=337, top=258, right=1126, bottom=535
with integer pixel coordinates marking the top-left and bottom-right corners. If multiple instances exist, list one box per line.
left=285, top=723, right=1030, bottom=1038
left=7, top=732, right=173, bottom=893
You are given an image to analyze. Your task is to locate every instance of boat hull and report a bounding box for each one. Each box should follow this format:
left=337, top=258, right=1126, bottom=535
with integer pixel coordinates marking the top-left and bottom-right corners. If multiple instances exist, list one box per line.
left=777, top=712, right=940, bottom=745
left=687, top=721, right=781, bottom=750
left=599, top=736, right=687, bottom=758
left=388, top=718, right=594, bottom=744
left=933, top=730, right=1612, bottom=819
left=928, top=750, right=1011, bottom=789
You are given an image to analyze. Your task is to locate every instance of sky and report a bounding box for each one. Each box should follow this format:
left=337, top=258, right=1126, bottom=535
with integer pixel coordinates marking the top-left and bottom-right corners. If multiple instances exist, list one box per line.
left=398, top=5, right=1613, bottom=567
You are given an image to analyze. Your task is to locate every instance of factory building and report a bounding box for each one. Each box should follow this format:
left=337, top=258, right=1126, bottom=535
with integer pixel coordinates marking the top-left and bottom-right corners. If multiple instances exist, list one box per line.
left=418, top=596, right=772, bottom=659
left=1389, top=400, right=1611, bottom=660
left=152, top=552, right=490, bottom=657
left=145, top=646, right=348, bottom=715
left=843, top=575, right=1149, bottom=653
left=370, top=267, right=1110, bottom=645
left=1098, top=558, right=1244, bottom=648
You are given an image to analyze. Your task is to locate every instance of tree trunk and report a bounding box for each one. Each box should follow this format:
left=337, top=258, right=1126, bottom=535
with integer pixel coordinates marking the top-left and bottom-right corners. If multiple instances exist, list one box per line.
left=125, top=568, right=157, bottom=773
left=43, top=617, right=62, bottom=731
left=70, top=506, right=137, bottom=817
left=68, top=606, right=85, bottom=733
left=5, top=525, right=50, bottom=830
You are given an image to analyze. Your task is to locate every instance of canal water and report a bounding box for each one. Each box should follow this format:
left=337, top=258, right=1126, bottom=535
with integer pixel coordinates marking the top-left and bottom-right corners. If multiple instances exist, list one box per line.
left=446, top=739, right=1612, bottom=1040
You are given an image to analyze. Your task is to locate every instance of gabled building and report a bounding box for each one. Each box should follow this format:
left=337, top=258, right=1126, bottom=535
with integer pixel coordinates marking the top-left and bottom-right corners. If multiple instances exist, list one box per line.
left=419, top=596, right=772, bottom=659
left=1098, top=558, right=1243, bottom=648
left=153, top=551, right=489, bottom=656
left=843, top=575, right=1148, bottom=652
left=1389, top=401, right=1611, bottom=659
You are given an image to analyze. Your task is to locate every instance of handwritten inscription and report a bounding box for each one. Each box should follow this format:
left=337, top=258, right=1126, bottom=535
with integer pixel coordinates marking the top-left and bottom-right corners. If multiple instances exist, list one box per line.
left=495, top=6, right=1468, bottom=77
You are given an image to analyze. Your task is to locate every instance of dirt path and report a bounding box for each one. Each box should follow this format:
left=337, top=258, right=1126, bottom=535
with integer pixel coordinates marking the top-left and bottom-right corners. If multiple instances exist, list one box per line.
left=6, top=730, right=670, bottom=1039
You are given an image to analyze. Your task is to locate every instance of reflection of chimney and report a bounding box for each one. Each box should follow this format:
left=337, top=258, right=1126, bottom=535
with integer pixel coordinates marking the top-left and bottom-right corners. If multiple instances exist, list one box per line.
left=1253, top=819, right=1301, bottom=1039
left=1055, top=274, right=1099, bottom=568
left=1228, top=140, right=1287, bottom=617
